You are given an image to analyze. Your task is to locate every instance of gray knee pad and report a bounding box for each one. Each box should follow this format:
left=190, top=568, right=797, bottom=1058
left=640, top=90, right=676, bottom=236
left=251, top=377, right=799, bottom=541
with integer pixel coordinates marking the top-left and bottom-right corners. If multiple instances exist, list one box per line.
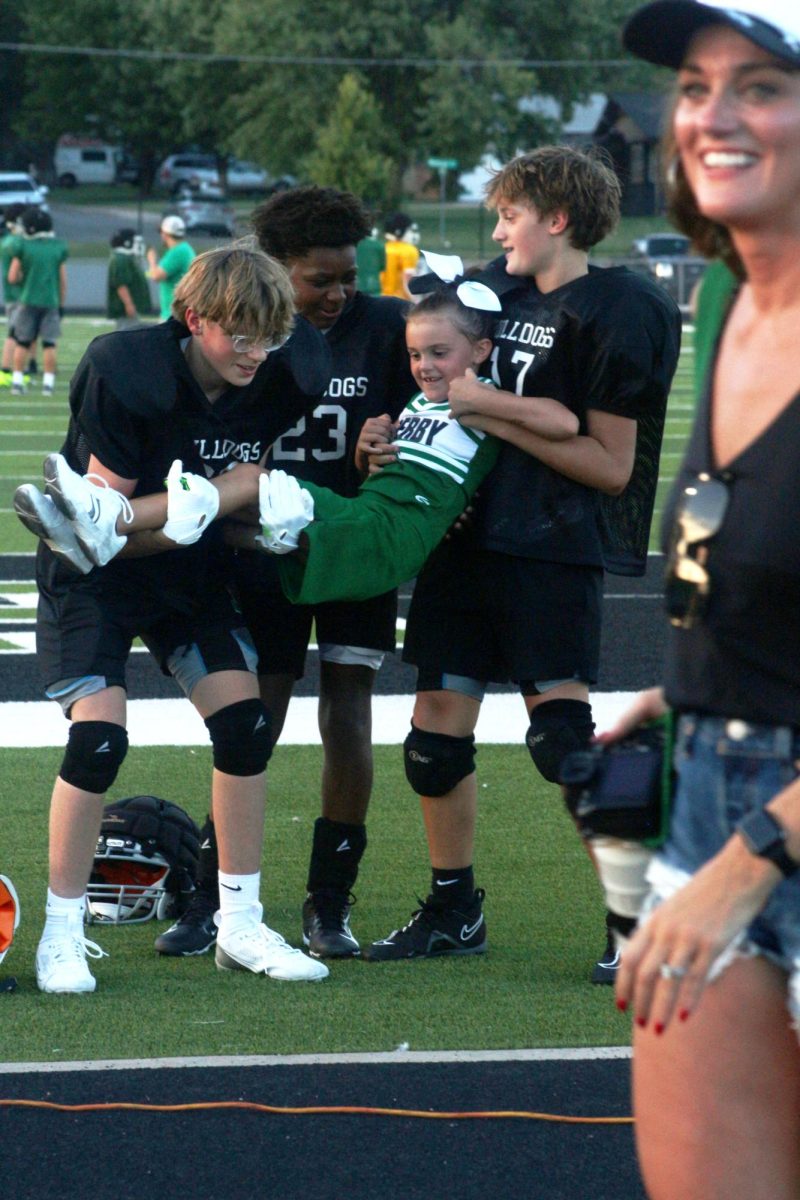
left=403, top=723, right=476, bottom=797
left=60, top=721, right=129, bottom=794
left=205, top=698, right=272, bottom=776
left=526, top=699, right=595, bottom=783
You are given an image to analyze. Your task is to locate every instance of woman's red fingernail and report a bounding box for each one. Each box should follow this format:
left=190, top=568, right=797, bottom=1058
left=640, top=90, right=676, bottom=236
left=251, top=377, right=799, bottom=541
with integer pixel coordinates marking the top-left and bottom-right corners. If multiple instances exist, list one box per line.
left=654, top=1022, right=664, bottom=1036
left=615, top=998, right=628, bottom=1013
left=679, top=1009, right=690, bottom=1022
left=636, top=1016, right=647, bottom=1028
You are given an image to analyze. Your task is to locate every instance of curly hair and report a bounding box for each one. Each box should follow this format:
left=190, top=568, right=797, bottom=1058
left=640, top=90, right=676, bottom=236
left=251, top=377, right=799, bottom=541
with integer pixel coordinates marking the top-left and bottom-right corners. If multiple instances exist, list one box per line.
left=251, top=185, right=371, bottom=262
left=485, top=145, right=621, bottom=252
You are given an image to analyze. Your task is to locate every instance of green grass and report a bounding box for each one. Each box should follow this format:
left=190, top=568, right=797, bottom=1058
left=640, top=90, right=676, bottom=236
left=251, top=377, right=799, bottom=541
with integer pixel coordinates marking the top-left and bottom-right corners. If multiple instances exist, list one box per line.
left=0, top=745, right=629, bottom=1063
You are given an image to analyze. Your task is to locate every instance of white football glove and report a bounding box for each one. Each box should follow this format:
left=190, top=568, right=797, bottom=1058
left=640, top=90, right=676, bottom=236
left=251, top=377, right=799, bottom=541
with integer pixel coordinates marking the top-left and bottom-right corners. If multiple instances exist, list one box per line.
left=257, top=469, right=314, bottom=554
left=162, top=459, right=220, bottom=545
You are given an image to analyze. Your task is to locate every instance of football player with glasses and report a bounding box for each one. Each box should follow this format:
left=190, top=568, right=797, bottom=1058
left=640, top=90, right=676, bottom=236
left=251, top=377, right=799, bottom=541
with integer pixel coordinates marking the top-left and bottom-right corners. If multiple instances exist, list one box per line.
left=14, top=245, right=332, bottom=993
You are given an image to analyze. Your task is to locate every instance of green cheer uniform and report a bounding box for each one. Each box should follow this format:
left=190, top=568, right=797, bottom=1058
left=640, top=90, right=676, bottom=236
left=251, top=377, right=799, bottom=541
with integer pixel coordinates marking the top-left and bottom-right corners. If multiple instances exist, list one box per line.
left=277, top=385, right=500, bottom=605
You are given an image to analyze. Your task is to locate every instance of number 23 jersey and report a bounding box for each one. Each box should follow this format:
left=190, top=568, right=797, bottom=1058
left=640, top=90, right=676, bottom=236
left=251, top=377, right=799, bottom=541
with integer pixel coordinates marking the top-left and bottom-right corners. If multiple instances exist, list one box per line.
left=267, top=291, right=416, bottom=497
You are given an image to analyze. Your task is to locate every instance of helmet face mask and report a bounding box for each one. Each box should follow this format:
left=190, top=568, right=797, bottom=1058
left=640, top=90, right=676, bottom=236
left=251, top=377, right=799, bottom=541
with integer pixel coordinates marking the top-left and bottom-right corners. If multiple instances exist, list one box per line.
left=85, top=796, right=201, bottom=925
left=87, top=835, right=172, bottom=923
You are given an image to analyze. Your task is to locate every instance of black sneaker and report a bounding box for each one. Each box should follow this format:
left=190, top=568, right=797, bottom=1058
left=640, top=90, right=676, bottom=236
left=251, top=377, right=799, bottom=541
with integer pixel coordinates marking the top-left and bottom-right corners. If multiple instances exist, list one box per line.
left=302, top=890, right=360, bottom=958
left=591, top=929, right=621, bottom=984
left=154, top=888, right=218, bottom=956
left=363, top=889, right=487, bottom=962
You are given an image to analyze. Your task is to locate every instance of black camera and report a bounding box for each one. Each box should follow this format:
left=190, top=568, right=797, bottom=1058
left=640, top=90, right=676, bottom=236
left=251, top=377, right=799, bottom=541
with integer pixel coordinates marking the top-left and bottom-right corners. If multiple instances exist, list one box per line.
left=559, top=716, right=674, bottom=845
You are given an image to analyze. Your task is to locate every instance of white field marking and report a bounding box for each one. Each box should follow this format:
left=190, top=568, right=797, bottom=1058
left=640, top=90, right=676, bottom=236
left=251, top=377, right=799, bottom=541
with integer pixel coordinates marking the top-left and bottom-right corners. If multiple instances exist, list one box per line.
left=0, top=591, right=39, bottom=608
left=0, top=1045, right=632, bottom=1075
left=0, top=692, right=641, bottom=747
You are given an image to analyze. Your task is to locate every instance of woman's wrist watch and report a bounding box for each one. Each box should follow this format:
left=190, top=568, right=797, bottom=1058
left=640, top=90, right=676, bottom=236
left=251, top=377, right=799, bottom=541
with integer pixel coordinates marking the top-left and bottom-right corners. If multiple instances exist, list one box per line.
left=736, top=809, right=799, bottom=878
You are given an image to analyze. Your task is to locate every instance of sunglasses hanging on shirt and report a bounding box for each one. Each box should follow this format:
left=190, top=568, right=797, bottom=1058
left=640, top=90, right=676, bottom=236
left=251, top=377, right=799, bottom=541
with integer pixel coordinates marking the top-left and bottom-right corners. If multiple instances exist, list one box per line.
left=664, top=472, right=731, bottom=629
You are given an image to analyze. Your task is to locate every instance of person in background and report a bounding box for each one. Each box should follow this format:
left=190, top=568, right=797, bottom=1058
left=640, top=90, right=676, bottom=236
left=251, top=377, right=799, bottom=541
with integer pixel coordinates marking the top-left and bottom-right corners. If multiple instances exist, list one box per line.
left=355, top=223, right=386, bottom=297
left=8, top=206, right=68, bottom=397
left=107, top=228, right=152, bottom=330
left=605, top=3, right=800, bottom=1197
left=147, top=215, right=195, bottom=320
left=0, top=202, right=27, bottom=388
left=380, top=212, right=420, bottom=300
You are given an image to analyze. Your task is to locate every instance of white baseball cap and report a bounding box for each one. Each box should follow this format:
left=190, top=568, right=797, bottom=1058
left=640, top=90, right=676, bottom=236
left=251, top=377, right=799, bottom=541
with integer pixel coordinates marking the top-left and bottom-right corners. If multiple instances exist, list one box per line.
left=623, top=0, right=800, bottom=68
left=160, top=215, right=186, bottom=237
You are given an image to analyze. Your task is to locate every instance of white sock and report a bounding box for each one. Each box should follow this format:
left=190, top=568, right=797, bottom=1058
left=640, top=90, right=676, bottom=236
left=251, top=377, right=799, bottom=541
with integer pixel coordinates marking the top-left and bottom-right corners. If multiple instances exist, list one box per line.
left=43, top=889, right=84, bottom=935
left=43, top=371, right=55, bottom=389
left=217, top=871, right=261, bottom=927
left=12, top=370, right=24, bottom=387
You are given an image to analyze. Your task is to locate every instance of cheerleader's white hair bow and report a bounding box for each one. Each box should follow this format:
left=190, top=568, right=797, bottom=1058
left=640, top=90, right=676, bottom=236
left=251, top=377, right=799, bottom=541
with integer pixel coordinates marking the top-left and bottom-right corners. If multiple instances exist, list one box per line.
left=419, top=251, right=502, bottom=312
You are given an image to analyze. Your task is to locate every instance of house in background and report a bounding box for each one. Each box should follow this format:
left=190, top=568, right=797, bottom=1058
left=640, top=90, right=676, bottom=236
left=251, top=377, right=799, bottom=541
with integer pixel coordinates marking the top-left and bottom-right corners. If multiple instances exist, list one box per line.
left=593, top=92, right=670, bottom=216
left=456, top=93, right=606, bottom=202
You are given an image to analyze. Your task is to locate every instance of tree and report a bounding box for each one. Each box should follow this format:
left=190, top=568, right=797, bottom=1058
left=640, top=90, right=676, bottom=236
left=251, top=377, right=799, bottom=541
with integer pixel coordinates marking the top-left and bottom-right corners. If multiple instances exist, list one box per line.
left=303, top=73, right=393, bottom=205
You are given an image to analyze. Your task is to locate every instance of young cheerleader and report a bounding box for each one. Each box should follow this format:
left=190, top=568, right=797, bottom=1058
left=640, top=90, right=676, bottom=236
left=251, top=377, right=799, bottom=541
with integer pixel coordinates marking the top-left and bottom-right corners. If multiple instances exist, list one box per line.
left=19, top=289, right=578, bottom=605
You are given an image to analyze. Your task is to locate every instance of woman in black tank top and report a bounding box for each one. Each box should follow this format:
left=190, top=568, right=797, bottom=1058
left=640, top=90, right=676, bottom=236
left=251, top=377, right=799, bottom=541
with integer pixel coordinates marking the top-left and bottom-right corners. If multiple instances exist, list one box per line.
left=605, top=5, right=800, bottom=1198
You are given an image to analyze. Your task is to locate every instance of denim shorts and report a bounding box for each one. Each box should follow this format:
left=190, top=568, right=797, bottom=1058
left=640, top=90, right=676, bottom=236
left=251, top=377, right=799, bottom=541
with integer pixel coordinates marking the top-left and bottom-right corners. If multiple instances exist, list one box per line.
left=645, top=713, right=800, bottom=1025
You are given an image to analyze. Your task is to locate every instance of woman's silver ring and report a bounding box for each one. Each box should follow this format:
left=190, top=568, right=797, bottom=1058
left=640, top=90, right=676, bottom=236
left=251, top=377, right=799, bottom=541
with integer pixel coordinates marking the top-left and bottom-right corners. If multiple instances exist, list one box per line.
left=659, top=963, right=687, bottom=981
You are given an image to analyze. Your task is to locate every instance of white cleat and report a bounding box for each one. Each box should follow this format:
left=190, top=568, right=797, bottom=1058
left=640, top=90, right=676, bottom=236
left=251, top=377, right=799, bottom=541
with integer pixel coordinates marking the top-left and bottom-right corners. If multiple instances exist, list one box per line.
left=216, top=916, right=329, bottom=981
left=161, top=459, right=220, bottom=545
left=36, top=926, right=108, bottom=994
left=43, top=453, right=133, bottom=567
left=14, top=484, right=93, bottom=574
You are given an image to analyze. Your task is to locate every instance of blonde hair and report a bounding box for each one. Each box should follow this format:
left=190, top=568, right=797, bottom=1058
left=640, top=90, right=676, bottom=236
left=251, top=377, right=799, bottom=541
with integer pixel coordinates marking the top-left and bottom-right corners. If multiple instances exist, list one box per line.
left=172, top=246, right=296, bottom=339
left=485, top=145, right=621, bottom=251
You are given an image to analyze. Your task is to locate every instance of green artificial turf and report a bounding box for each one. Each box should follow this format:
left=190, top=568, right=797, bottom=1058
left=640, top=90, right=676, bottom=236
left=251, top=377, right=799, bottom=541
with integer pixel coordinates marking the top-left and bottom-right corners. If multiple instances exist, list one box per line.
left=0, top=744, right=632, bottom=1064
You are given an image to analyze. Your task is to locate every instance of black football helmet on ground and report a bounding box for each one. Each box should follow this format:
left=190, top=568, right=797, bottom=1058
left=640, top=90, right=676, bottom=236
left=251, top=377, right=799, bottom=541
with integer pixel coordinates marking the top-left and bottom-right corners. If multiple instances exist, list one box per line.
left=87, top=796, right=201, bottom=924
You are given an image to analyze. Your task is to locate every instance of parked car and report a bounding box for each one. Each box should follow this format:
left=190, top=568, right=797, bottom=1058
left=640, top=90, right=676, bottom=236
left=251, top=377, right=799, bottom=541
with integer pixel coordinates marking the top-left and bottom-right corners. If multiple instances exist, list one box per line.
left=631, top=232, right=691, bottom=259
left=165, top=191, right=236, bottom=238
left=156, top=153, right=220, bottom=196
left=0, top=172, right=49, bottom=213
left=54, top=136, right=118, bottom=187
left=630, top=231, right=706, bottom=310
left=225, top=159, right=269, bottom=193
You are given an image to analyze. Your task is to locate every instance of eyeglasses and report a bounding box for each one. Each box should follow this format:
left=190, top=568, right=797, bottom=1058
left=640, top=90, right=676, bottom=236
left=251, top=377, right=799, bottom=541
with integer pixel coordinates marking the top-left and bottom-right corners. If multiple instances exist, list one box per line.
left=664, top=473, right=730, bottom=629
left=227, top=331, right=290, bottom=355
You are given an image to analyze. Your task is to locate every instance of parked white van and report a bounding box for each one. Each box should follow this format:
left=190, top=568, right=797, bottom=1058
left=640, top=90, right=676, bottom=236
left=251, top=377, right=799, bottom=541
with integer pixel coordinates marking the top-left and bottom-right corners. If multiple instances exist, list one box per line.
left=54, top=136, right=119, bottom=187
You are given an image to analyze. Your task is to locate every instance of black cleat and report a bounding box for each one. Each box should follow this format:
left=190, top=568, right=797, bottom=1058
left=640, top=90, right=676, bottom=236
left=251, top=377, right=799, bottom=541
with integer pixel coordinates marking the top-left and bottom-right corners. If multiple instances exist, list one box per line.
left=363, top=889, right=487, bottom=962
left=302, top=890, right=360, bottom=958
left=591, top=928, right=621, bottom=984
left=155, top=888, right=218, bottom=957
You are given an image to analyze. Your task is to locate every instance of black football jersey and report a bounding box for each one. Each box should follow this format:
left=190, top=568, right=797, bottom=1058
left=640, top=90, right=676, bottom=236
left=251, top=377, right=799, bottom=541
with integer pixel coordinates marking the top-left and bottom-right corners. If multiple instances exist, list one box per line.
left=267, top=292, right=416, bottom=496
left=45, top=316, right=330, bottom=606
left=474, top=259, right=681, bottom=575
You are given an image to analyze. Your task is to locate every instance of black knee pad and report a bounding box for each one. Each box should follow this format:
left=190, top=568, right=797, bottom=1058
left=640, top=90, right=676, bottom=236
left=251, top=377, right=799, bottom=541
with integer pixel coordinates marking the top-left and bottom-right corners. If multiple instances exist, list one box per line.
left=525, top=699, right=595, bottom=784
left=403, top=723, right=476, bottom=797
left=205, top=699, right=272, bottom=776
left=60, top=721, right=129, bottom=794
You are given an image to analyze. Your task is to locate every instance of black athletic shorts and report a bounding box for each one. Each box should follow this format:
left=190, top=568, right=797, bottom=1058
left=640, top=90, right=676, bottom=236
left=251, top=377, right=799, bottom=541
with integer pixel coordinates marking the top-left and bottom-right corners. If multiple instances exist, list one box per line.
left=403, top=539, right=602, bottom=687
left=231, top=550, right=397, bottom=678
left=37, top=573, right=255, bottom=698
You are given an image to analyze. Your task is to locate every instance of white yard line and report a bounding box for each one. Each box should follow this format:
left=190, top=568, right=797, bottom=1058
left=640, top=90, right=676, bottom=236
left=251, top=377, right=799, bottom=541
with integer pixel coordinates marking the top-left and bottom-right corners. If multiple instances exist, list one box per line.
left=0, top=691, right=640, bottom=747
